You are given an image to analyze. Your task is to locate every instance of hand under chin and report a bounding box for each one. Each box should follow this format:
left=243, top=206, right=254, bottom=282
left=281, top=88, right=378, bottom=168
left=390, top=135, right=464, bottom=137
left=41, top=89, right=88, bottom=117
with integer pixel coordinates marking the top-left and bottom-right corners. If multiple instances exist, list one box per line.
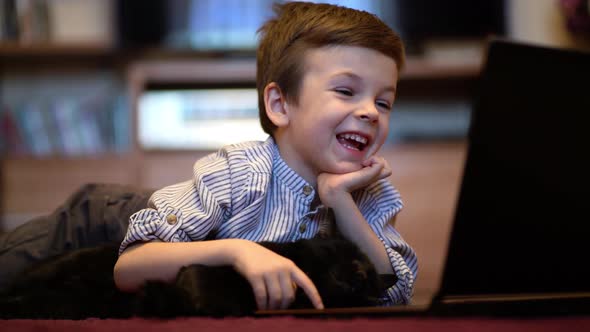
left=330, top=162, right=364, bottom=174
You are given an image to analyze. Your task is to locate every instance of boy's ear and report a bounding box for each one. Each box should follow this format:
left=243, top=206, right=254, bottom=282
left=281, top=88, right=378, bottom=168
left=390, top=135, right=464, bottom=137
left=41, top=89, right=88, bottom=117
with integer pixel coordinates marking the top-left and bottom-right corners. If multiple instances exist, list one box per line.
left=263, top=82, right=290, bottom=128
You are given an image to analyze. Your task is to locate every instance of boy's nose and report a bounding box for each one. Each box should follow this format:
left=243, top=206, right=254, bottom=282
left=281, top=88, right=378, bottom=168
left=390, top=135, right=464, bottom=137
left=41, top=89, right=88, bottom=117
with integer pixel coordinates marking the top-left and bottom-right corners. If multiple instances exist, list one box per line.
left=357, top=104, right=379, bottom=124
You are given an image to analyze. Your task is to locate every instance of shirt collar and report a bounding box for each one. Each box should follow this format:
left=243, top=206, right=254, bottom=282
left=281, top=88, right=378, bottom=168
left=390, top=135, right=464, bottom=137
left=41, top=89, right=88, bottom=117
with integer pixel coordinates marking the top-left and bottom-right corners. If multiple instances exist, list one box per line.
left=269, top=138, right=316, bottom=201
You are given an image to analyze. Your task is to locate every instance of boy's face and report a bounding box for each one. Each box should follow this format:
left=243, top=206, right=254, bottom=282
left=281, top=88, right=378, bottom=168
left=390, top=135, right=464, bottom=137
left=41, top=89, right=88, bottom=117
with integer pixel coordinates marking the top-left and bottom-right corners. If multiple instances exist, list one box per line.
left=275, top=45, right=398, bottom=183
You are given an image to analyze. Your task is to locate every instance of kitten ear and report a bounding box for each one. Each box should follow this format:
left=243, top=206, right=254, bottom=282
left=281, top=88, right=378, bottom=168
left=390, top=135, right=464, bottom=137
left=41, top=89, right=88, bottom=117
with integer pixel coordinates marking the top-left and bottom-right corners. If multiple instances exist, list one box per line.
left=263, top=82, right=290, bottom=128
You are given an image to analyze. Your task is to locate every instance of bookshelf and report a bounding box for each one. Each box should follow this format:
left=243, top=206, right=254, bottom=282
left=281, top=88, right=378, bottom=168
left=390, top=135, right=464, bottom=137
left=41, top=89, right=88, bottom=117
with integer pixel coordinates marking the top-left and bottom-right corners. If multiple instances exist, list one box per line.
left=0, top=41, right=481, bottom=231
left=0, top=41, right=129, bottom=156
left=1, top=0, right=485, bottom=157
left=124, top=48, right=482, bottom=83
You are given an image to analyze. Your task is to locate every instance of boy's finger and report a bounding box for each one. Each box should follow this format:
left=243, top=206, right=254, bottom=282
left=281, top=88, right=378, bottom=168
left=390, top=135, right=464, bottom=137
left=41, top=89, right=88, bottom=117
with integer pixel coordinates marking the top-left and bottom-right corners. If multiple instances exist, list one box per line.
left=378, top=164, right=392, bottom=179
left=249, top=278, right=268, bottom=310
left=291, top=269, right=324, bottom=309
left=279, top=272, right=296, bottom=309
left=264, top=274, right=283, bottom=310
left=366, top=156, right=391, bottom=180
left=362, top=156, right=377, bottom=167
left=383, top=166, right=392, bottom=177
left=360, top=160, right=384, bottom=180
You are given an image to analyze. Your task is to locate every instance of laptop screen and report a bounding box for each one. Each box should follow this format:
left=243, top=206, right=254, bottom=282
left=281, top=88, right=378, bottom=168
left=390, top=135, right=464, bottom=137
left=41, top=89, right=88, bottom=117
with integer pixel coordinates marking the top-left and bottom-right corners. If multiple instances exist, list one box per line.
left=439, top=40, right=590, bottom=297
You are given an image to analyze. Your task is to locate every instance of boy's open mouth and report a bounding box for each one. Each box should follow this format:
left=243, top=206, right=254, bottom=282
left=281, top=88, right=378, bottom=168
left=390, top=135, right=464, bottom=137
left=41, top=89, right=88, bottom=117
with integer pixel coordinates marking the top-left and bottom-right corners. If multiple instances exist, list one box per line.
left=336, top=133, right=369, bottom=151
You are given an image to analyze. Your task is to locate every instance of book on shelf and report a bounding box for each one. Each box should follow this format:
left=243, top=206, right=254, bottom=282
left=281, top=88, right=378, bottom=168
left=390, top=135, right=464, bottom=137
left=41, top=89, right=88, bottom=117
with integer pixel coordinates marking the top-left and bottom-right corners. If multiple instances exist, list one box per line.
left=1, top=94, right=130, bottom=158
left=0, top=106, right=26, bottom=155
left=16, top=102, right=53, bottom=156
left=51, top=99, right=86, bottom=156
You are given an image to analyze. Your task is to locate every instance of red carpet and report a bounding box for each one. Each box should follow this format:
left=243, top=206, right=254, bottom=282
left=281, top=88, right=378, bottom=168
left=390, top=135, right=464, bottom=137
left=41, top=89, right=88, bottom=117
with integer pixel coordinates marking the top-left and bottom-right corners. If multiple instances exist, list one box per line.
left=2, top=316, right=590, bottom=332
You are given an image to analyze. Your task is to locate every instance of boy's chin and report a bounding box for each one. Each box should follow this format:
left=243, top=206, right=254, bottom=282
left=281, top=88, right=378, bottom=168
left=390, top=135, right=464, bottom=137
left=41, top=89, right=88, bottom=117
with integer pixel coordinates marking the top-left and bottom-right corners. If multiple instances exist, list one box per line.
left=328, top=161, right=364, bottom=174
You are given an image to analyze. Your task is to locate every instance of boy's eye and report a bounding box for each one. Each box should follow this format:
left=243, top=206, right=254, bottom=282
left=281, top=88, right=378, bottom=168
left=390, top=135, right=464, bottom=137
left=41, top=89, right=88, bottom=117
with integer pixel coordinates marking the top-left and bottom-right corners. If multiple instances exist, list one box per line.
left=335, top=88, right=353, bottom=96
left=376, top=101, right=392, bottom=110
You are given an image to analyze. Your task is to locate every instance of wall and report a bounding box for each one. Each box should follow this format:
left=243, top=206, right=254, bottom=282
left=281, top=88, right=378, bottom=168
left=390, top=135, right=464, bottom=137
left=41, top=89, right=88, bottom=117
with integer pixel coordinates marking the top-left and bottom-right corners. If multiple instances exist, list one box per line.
left=508, top=0, right=590, bottom=50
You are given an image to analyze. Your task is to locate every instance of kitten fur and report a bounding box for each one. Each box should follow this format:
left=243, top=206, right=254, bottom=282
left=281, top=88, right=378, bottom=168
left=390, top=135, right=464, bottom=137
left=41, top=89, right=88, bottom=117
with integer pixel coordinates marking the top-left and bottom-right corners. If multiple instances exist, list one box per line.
left=0, top=237, right=396, bottom=319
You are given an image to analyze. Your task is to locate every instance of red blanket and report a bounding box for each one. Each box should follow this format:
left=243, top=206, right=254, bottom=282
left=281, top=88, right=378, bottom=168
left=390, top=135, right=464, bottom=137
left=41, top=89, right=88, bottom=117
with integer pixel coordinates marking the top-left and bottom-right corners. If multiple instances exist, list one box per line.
left=2, top=316, right=590, bottom=332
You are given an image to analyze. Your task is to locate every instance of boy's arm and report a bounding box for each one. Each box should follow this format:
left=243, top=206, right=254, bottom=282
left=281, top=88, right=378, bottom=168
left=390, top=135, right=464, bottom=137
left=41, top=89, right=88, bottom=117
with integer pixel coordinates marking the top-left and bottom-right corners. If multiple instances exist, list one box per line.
left=317, top=156, right=394, bottom=274
left=318, top=156, right=416, bottom=305
left=114, top=239, right=240, bottom=290
left=325, top=195, right=394, bottom=274
left=114, top=239, right=324, bottom=310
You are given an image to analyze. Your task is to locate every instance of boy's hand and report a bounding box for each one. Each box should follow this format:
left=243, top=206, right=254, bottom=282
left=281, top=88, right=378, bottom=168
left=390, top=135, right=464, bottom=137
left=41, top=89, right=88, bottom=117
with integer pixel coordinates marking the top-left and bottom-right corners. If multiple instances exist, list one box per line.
left=230, top=240, right=324, bottom=311
left=318, top=155, right=392, bottom=207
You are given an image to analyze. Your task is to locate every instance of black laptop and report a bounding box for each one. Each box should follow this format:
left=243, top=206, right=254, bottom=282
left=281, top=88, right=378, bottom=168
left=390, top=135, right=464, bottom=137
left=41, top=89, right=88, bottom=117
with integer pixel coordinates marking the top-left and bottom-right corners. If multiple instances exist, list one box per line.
left=428, top=39, right=590, bottom=316
left=258, top=39, right=590, bottom=316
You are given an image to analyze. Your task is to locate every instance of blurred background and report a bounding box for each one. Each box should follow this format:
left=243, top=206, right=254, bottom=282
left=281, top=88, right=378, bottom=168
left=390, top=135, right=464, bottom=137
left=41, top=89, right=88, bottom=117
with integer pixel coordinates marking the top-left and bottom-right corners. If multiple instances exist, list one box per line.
left=1, top=0, right=589, bottom=306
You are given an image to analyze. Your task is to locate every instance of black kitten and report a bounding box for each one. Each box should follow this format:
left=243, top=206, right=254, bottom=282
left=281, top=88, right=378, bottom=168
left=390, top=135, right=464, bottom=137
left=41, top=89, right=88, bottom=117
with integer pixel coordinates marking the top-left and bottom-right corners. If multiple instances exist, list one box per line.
left=0, top=237, right=396, bottom=319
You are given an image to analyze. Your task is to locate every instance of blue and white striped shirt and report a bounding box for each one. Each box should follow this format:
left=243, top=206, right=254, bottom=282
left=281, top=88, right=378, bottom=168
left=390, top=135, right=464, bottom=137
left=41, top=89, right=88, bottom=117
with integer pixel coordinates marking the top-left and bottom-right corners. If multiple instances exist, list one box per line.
left=120, top=137, right=417, bottom=305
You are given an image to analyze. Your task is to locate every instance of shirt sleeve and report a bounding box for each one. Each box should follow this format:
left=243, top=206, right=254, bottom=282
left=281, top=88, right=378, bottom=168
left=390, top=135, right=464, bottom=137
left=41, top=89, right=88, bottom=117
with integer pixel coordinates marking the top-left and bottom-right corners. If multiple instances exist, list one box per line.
left=375, top=222, right=417, bottom=305
left=357, top=179, right=418, bottom=305
left=119, top=152, right=233, bottom=255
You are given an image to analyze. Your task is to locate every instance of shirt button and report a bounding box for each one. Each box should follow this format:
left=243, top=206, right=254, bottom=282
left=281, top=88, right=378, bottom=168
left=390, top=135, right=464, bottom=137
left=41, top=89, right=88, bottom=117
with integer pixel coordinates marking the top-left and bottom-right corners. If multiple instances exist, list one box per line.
left=166, top=214, right=178, bottom=225
left=299, top=223, right=307, bottom=233
left=302, top=185, right=313, bottom=196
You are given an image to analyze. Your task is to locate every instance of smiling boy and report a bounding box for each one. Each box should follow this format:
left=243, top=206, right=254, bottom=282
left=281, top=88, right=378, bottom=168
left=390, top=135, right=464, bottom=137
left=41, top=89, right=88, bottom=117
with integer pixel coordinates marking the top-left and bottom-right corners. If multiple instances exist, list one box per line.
left=114, top=2, right=417, bottom=311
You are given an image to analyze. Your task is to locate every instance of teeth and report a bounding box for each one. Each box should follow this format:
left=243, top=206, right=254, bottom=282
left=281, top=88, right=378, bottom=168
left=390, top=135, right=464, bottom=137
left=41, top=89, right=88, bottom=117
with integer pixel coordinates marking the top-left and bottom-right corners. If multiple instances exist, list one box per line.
left=342, top=133, right=368, bottom=144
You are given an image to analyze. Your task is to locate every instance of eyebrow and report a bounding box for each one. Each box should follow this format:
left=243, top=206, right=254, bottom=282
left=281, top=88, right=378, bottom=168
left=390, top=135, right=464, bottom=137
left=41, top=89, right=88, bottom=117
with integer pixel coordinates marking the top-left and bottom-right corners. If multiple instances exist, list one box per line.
left=330, top=71, right=397, bottom=94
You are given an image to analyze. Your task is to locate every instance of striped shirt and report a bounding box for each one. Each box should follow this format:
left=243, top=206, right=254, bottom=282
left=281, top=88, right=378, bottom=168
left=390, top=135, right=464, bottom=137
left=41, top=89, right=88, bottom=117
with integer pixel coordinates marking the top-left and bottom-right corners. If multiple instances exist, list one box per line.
left=120, top=138, right=417, bottom=305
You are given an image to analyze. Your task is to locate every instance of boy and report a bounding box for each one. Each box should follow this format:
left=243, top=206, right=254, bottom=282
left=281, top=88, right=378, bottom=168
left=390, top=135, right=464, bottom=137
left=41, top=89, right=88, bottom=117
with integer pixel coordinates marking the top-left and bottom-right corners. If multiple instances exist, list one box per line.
left=114, top=1, right=417, bottom=310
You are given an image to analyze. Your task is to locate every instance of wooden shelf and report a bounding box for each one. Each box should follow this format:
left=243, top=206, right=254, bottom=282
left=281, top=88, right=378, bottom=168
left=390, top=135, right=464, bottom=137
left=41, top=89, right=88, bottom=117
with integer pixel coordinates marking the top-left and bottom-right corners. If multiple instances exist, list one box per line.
left=0, top=43, right=121, bottom=68
left=1, top=43, right=483, bottom=79
left=403, top=56, right=482, bottom=79
left=128, top=58, right=257, bottom=84
left=128, top=56, right=482, bottom=85
left=0, top=42, right=115, bottom=56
